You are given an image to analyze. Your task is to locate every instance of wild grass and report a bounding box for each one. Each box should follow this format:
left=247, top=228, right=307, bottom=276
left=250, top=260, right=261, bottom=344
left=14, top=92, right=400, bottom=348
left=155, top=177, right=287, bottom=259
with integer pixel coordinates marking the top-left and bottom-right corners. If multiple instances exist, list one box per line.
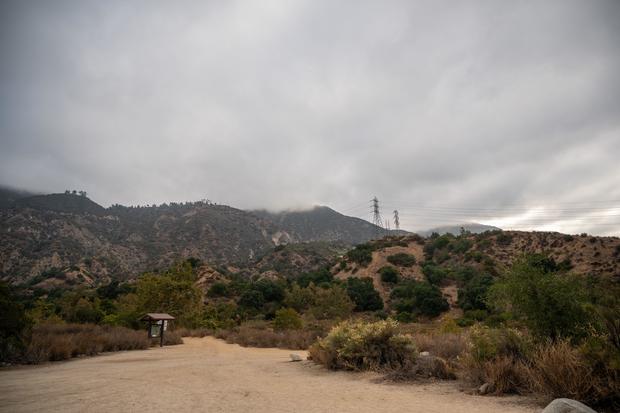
left=216, top=321, right=321, bottom=350
left=25, top=323, right=151, bottom=363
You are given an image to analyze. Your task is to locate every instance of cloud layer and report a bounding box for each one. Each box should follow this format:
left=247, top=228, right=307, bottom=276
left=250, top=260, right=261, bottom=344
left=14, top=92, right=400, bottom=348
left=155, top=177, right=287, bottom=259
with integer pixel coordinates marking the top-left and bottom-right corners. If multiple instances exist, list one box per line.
left=1, top=0, right=619, bottom=234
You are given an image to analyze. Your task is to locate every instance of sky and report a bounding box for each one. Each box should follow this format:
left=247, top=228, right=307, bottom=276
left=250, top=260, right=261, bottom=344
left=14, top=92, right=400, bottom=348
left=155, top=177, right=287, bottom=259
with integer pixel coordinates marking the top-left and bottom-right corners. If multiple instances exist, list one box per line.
left=1, top=0, right=619, bottom=235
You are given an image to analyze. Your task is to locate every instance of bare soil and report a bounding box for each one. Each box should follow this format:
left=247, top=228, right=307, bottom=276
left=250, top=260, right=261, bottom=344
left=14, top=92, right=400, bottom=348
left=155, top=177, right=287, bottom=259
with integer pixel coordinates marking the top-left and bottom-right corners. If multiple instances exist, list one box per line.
left=0, top=337, right=539, bottom=413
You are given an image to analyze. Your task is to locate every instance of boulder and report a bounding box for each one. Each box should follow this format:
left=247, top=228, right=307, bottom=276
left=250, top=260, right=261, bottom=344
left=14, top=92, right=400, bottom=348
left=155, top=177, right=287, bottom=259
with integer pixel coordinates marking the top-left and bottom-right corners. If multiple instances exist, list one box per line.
left=541, top=398, right=597, bottom=413
left=289, top=354, right=303, bottom=362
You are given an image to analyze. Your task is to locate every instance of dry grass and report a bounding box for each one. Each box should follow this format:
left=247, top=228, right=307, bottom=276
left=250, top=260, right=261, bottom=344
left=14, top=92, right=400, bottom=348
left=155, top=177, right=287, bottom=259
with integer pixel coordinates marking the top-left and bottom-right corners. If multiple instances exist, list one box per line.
left=25, top=324, right=151, bottom=363
left=410, top=332, right=467, bottom=361
left=483, top=356, right=529, bottom=394
left=216, top=321, right=323, bottom=350
left=523, top=340, right=597, bottom=403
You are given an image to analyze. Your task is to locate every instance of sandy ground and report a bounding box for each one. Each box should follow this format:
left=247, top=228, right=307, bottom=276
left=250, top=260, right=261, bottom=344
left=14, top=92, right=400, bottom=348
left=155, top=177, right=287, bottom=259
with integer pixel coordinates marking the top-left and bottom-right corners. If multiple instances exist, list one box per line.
left=0, top=337, right=540, bottom=413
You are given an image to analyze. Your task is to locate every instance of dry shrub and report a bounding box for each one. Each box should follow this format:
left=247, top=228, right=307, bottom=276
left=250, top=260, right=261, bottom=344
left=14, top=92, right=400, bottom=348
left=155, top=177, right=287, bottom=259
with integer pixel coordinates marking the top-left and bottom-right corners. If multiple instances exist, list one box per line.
left=161, top=331, right=183, bottom=346
left=411, top=332, right=467, bottom=360
left=217, top=323, right=318, bottom=349
left=483, top=356, right=529, bottom=394
left=384, top=355, right=455, bottom=382
left=25, top=324, right=151, bottom=364
left=524, top=340, right=597, bottom=403
left=309, top=319, right=417, bottom=371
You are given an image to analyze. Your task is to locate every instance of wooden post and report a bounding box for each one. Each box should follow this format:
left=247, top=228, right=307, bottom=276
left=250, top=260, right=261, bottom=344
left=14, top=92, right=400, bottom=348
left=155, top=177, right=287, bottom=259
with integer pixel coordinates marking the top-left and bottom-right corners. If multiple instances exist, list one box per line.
left=160, top=321, right=164, bottom=347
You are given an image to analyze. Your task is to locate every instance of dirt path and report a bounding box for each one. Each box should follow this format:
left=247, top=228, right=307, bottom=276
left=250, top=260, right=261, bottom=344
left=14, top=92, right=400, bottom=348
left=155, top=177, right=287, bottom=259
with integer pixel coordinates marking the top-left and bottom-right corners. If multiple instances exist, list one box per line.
left=0, top=337, right=539, bottom=413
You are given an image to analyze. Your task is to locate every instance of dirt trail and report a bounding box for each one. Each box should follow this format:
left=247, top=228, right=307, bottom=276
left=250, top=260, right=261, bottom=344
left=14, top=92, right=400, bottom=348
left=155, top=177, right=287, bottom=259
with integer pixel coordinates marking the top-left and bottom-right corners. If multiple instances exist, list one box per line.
left=0, top=337, right=539, bottom=413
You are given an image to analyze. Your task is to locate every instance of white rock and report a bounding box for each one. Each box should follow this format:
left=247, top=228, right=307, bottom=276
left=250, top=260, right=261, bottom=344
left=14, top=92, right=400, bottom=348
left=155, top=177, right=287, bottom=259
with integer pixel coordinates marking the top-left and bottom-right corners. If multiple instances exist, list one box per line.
left=419, top=351, right=430, bottom=357
left=478, top=383, right=492, bottom=395
left=289, top=354, right=303, bottom=362
left=541, top=399, right=598, bottom=413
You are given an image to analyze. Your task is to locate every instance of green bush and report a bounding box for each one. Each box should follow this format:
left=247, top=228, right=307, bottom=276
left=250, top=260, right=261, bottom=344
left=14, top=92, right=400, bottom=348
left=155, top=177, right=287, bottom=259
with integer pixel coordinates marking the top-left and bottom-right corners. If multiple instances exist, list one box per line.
left=458, top=273, right=494, bottom=311
left=207, top=282, right=230, bottom=297
left=386, top=253, right=417, bottom=267
left=297, top=268, right=334, bottom=288
left=488, top=255, right=592, bottom=340
left=391, top=281, right=449, bottom=317
left=346, top=244, right=374, bottom=266
left=309, top=319, right=417, bottom=370
left=422, top=262, right=450, bottom=285
left=0, top=282, right=31, bottom=362
left=378, top=266, right=399, bottom=284
left=346, top=277, right=384, bottom=311
left=309, top=286, right=355, bottom=320
left=273, top=308, right=303, bottom=331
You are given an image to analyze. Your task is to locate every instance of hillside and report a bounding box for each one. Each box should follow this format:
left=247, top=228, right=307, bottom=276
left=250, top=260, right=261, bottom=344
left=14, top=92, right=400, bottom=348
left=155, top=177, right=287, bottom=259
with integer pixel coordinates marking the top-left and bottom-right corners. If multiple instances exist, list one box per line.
left=333, top=231, right=620, bottom=313
left=0, top=194, right=382, bottom=286
left=0, top=194, right=285, bottom=286
left=252, top=206, right=402, bottom=244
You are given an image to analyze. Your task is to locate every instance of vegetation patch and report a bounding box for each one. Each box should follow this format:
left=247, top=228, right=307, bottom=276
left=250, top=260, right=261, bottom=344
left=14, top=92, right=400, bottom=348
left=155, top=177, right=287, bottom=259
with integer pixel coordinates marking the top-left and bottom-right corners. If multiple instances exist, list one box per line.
left=309, top=319, right=417, bottom=371
left=386, top=253, right=417, bottom=267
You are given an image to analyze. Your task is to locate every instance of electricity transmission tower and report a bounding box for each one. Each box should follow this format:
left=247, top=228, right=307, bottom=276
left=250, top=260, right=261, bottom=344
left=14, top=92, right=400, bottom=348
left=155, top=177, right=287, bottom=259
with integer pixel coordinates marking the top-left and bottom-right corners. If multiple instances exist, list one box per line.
left=371, top=196, right=384, bottom=237
left=393, top=210, right=400, bottom=230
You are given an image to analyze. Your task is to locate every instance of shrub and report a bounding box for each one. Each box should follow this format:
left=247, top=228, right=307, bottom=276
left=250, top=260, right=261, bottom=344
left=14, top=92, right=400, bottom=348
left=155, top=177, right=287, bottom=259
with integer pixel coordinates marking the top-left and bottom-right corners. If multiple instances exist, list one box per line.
left=24, top=324, right=150, bottom=364
left=297, top=268, right=334, bottom=288
left=284, top=284, right=316, bottom=313
left=378, top=266, right=399, bottom=284
left=207, top=282, right=230, bottom=297
left=482, top=355, right=529, bottom=394
left=238, top=289, right=265, bottom=311
left=524, top=340, right=598, bottom=403
left=309, top=285, right=355, bottom=320
left=0, top=282, right=31, bottom=362
left=462, top=326, right=532, bottom=391
left=488, top=256, right=592, bottom=340
left=410, top=332, right=467, bottom=361
left=309, top=319, right=417, bottom=371
left=422, top=263, right=450, bottom=285
left=387, top=253, right=417, bottom=267
left=496, top=232, right=513, bottom=246
left=457, top=273, right=494, bottom=311
left=217, top=321, right=322, bottom=350
left=346, top=244, right=374, bottom=266
left=273, top=308, right=303, bottom=331
left=346, top=277, right=384, bottom=311
left=391, top=281, right=449, bottom=317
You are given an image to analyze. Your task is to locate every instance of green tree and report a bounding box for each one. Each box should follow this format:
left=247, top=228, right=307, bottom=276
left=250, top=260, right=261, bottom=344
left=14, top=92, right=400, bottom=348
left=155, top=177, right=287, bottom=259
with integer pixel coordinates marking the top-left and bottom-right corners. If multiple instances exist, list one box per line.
left=488, top=255, right=591, bottom=340
left=458, top=273, right=494, bottom=311
left=284, top=283, right=317, bottom=313
left=386, top=253, right=416, bottom=267
left=391, top=281, right=448, bottom=317
left=310, top=286, right=355, bottom=320
left=0, top=282, right=31, bottom=362
left=273, top=308, right=303, bottom=331
left=378, top=266, right=399, bottom=284
left=346, top=277, right=384, bottom=311
left=136, top=274, right=203, bottom=328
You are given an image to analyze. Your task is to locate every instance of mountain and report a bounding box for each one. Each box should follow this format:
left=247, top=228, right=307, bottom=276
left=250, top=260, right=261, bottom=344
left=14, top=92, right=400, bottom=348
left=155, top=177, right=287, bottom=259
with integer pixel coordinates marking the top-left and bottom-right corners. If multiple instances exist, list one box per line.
left=0, top=186, right=38, bottom=209
left=0, top=194, right=386, bottom=286
left=0, top=193, right=285, bottom=285
left=417, top=223, right=501, bottom=237
left=253, top=206, right=403, bottom=244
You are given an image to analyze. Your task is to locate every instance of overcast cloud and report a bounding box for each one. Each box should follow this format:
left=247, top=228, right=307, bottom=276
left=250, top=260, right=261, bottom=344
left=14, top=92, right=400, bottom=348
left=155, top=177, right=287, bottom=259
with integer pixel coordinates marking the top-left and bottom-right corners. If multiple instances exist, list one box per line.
left=1, top=0, right=619, bottom=234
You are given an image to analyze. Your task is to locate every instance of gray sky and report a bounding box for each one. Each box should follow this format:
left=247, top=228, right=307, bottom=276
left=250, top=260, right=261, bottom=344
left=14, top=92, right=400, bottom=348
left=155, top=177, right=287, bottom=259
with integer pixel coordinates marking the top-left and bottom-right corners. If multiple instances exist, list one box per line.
left=1, top=0, right=619, bottom=234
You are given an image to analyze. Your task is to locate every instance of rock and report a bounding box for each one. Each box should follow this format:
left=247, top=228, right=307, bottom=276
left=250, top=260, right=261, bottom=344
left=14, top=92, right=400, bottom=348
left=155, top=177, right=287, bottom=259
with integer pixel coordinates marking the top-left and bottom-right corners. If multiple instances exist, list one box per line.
left=541, top=398, right=598, bottom=413
left=419, top=351, right=430, bottom=357
left=478, top=383, right=493, bottom=395
left=289, top=354, right=303, bottom=362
